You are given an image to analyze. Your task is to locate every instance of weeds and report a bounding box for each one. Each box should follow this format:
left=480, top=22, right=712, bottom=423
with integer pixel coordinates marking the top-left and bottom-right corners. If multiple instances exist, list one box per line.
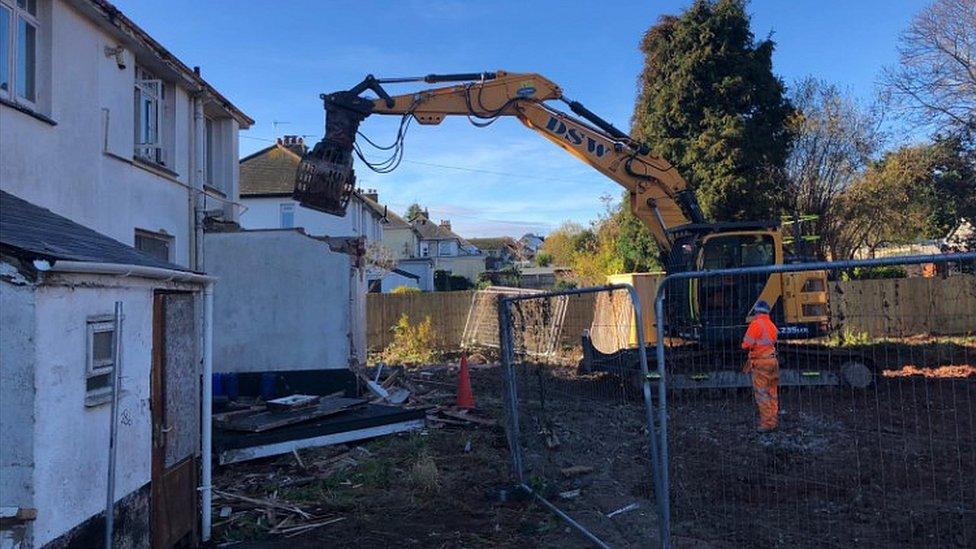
left=379, top=314, right=441, bottom=366
left=406, top=451, right=441, bottom=492
left=826, top=327, right=872, bottom=347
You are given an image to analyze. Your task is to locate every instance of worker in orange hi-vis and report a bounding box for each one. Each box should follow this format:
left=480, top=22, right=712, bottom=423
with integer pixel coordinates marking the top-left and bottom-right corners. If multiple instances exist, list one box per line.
left=741, top=300, right=780, bottom=432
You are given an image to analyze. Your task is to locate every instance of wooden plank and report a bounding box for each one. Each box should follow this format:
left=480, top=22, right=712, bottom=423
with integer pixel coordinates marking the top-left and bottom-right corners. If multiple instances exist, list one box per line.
left=220, top=397, right=367, bottom=433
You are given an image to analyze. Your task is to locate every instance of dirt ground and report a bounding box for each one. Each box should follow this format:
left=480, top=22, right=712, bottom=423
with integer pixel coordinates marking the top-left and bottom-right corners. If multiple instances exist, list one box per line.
left=211, top=365, right=586, bottom=548
left=214, top=337, right=974, bottom=548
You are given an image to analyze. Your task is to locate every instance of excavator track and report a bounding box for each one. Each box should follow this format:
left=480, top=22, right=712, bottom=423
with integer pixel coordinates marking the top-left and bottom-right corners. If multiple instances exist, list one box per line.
left=580, top=332, right=875, bottom=391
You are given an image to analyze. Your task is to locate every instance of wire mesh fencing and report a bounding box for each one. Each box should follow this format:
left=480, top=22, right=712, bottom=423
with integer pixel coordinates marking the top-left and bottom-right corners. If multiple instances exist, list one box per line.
left=498, top=285, right=664, bottom=548
left=657, top=253, right=976, bottom=548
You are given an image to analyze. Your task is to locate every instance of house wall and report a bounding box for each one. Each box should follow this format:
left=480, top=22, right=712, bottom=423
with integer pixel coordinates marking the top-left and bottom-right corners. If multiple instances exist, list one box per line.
left=240, top=196, right=383, bottom=243
left=205, top=230, right=361, bottom=372
left=388, top=260, right=434, bottom=292
left=0, top=269, right=37, bottom=547
left=381, top=272, right=419, bottom=292
left=0, top=1, right=241, bottom=268
left=383, top=226, right=419, bottom=259
left=434, top=255, right=486, bottom=283
left=27, top=272, right=197, bottom=547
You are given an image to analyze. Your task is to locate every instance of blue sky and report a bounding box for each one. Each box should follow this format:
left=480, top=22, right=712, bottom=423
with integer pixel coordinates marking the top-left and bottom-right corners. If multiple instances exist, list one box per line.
left=115, top=0, right=929, bottom=237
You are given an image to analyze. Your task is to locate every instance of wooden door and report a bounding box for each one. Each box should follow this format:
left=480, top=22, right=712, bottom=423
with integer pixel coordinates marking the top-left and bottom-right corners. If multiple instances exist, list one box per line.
left=151, top=292, right=200, bottom=548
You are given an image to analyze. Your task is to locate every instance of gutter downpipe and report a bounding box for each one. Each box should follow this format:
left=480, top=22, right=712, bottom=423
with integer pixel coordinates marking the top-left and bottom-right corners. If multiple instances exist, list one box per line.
left=49, top=261, right=216, bottom=541
left=201, top=281, right=214, bottom=541
left=192, top=92, right=214, bottom=541
left=104, top=301, right=123, bottom=549
left=192, top=94, right=206, bottom=273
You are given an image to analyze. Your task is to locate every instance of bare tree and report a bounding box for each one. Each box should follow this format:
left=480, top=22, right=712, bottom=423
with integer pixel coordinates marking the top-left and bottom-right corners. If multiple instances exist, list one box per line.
left=785, top=78, right=884, bottom=258
left=883, top=0, right=976, bottom=134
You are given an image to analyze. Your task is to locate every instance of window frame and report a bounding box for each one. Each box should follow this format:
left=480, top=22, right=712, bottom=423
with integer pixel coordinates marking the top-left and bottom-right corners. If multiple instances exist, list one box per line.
left=85, top=316, right=116, bottom=406
left=204, top=116, right=215, bottom=187
left=134, top=66, right=166, bottom=165
left=134, top=228, right=174, bottom=262
left=280, top=202, right=296, bottom=229
left=0, top=0, right=38, bottom=107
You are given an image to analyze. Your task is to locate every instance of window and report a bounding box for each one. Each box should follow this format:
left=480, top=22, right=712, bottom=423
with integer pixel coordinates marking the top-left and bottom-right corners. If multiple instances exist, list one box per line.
left=701, top=235, right=775, bottom=270
left=438, top=240, right=454, bottom=257
left=135, top=229, right=173, bottom=262
left=86, top=317, right=115, bottom=406
left=134, top=66, right=165, bottom=165
left=1, top=0, right=37, bottom=104
left=204, top=117, right=215, bottom=186
left=420, top=241, right=430, bottom=257
left=280, top=203, right=295, bottom=228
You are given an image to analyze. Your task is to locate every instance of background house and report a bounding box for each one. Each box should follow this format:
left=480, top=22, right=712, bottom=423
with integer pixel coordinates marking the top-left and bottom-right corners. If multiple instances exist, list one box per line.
left=238, top=136, right=386, bottom=245
left=468, top=237, right=521, bottom=271
left=519, top=233, right=545, bottom=261
left=0, top=1, right=250, bottom=546
left=410, top=213, right=485, bottom=285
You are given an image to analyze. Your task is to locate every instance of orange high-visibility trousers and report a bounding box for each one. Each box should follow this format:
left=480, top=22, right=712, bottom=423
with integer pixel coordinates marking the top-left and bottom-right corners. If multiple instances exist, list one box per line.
left=746, top=357, right=779, bottom=430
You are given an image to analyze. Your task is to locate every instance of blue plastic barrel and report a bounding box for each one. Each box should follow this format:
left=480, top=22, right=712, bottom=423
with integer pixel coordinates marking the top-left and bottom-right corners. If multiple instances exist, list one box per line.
left=224, top=373, right=239, bottom=399
left=259, top=372, right=277, bottom=400
left=212, top=373, right=225, bottom=398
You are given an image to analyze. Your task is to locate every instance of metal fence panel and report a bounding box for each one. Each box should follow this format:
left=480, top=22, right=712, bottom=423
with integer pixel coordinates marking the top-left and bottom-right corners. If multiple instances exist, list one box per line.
left=499, top=285, right=664, bottom=548
left=657, top=253, right=976, bottom=548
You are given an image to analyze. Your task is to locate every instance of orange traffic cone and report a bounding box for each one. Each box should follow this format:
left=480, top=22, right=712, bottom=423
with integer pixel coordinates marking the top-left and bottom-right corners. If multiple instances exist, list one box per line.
left=456, top=354, right=475, bottom=410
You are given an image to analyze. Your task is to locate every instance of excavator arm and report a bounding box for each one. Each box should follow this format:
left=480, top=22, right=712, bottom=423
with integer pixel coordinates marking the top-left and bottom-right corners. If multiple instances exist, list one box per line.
left=295, top=71, right=705, bottom=254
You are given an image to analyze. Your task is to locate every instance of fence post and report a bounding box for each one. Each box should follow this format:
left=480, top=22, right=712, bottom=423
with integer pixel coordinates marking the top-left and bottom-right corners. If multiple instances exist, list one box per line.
left=654, top=287, right=671, bottom=548
left=622, top=285, right=666, bottom=547
left=497, top=297, right=525, bottom=484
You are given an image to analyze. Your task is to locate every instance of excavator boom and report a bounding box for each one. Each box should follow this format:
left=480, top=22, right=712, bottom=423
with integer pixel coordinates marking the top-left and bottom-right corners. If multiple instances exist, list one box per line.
left=294, top=70, right=706, bottom=254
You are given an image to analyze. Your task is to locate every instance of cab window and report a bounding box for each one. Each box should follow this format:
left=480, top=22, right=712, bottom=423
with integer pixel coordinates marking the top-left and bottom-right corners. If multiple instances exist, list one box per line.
left=701, top=235, right=775, bottom=269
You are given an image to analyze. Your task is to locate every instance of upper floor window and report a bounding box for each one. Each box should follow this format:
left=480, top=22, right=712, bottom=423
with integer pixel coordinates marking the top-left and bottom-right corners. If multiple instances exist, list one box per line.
left=0, top=0, right=37, bottom=105
left=204, top=117, right=215, bottom=185
left=438, top=240, right=455, bottom=256
left=280, top=203, right=295, bottom=228
left=134, top=66, right=168, bottom=166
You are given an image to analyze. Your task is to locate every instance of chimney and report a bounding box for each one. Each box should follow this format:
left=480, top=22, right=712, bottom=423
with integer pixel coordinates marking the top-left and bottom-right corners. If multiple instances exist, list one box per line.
left=277, top=135, right=307, bottom=156
left=439, top=220, right=451, bottom=231
left=363, top=188, right=379, bottom=203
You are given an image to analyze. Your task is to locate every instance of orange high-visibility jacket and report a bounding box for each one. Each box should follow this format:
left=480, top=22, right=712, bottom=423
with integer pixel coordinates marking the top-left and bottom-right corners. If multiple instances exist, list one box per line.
left=742, top=313, right=778, bottom=359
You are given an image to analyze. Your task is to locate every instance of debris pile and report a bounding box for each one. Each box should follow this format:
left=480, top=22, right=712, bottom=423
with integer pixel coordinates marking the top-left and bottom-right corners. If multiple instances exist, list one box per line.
left=212, top=445, right=371, bottom=540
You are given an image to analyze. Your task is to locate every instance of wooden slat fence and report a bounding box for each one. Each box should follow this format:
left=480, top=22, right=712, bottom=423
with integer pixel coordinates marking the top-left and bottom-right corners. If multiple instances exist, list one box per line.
left=368, top=275, right=976, bottom=351
left=829, top=274, right=976, bottom=338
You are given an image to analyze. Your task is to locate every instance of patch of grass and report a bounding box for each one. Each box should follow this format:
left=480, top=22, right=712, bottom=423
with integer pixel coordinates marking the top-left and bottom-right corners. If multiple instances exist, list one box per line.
left=352, top=456, right=395, bottom=488
left=406, top=450, right=441, bottom=492
left=217, top=513, right=269, bottom=543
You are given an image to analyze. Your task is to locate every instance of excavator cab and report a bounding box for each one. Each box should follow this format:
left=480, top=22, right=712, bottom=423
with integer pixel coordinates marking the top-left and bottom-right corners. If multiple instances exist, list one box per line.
left=661, top=223, right=828, bottom=345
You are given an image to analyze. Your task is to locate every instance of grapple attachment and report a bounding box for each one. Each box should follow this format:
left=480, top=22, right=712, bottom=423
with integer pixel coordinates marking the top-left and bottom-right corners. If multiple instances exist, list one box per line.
left=293, top=88, right=377, bottom=216
left=293, top=136, right=357, bottom=217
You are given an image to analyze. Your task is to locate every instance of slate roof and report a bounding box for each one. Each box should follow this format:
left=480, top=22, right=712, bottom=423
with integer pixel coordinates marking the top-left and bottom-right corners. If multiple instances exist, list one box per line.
left=467, top=237, right=517, bottom=252
left=239, top=144, right=303, bottom=196
left=412, top=216, right=476, bottom=244
left=0, top=191, right=190, bottom=271
left=240, top=145, right=391, bottom=222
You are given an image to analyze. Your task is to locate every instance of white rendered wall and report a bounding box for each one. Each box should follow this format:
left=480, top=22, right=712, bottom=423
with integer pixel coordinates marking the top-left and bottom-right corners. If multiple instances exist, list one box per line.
left=205, top=230, right=361, bottom=372
left=240, top=196, right=383, bottom=243
left=0, top=1, right=241, bottom=268
left=28, top=273, right=197, bottom=546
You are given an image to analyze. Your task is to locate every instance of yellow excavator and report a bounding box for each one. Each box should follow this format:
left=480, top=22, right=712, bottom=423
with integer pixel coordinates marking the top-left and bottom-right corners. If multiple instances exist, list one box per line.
left=294, top=71, right=866, bottom=388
